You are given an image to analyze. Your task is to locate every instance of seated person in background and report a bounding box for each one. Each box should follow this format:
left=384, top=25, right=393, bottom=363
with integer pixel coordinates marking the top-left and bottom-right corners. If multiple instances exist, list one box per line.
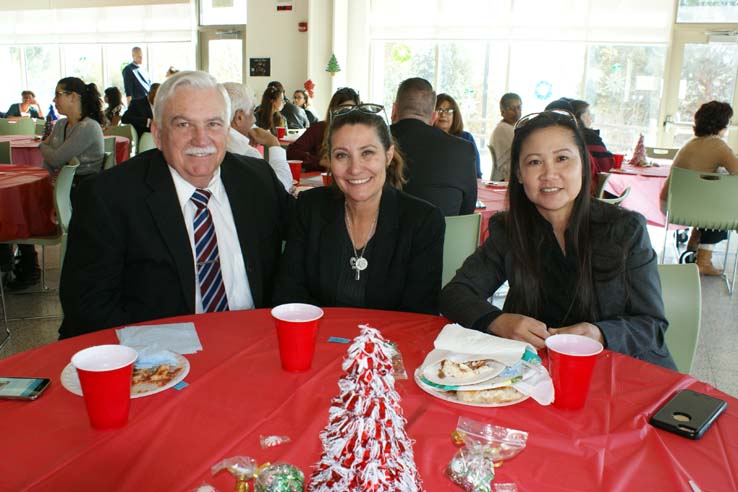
left=391, top=77, right=477, bottom=216
left=440, top=110, right=676, bottom=370
left=6, top=90, right=43, bottom=119
left=286, top=87, right=360, bottom=171
left=122, top=83, right=160, bottom=137
left=489, top=93, right=521, bottom=181
left=569, top=99, right=615, bottom=172
left=223, top=81, right=293, bottom=191
left=40, top=77, right=104, bottom=191
left=59, top=70, right=293, bottom=339
left=659, top=100, right=738, bottom=276
left=274, top=104, right=445, bottom=314
left=165, top=66, right=179, bottom=78
left=268, top=80, right=309, bottom=129
left=255, top=85, right=288, bottom=136
left=293, top=89, right=318, bottom=125
left=103, top=86, right=124, bottom=128
left=434, top=93, right=482, bottom=178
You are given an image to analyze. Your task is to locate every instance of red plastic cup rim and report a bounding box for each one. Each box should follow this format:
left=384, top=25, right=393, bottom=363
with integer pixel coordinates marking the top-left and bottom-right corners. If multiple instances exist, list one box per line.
left=271, top=303, right=324, bottom=323
left=545, top=334, right=603, bottom=357
left=71, top=345, right=138, bottom=372
left=287, top=160, right=303, bottom=166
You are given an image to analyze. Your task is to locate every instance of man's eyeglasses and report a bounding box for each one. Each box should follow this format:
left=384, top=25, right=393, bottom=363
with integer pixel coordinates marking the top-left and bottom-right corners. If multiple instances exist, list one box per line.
left=513, top=109, right=579, bottom=132
left=435, top=108, right=455, bottom=115
left=330, top=103, right=387, bottom=124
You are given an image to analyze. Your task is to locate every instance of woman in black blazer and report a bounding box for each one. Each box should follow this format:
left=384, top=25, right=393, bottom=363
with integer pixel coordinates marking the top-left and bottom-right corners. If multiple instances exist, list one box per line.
left=274, top=104, right=445, bottom=314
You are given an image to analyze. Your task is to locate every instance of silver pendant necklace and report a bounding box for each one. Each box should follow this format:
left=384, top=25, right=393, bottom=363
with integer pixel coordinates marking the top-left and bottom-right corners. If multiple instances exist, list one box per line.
left=344, top=202, right=378, bottom=280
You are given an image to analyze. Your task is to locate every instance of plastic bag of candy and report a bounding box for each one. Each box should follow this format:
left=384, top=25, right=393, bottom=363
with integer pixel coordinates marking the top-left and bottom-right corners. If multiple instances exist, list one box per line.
left=446, top=417, right=528, bottom=492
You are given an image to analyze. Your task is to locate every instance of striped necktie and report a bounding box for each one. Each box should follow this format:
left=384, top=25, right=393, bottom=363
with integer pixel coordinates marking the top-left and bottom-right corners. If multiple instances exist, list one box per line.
left=191, top=189, right=229, bottom=312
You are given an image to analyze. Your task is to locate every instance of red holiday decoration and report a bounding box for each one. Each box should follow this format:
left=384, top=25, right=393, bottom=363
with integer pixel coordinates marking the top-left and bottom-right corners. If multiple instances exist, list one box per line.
left=304, top=79, right=315, bottom=99
left=629, top=134, right=648, bottom=167
left=308, top=325, right=423, bottom=492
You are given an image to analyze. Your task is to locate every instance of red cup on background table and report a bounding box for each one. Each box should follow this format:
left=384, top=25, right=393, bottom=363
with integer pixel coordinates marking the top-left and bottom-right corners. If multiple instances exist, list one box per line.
left=71, top=345, right=138, bottom=429
left=271, top=303, right=324, bottom=372
left=321, top=172, right=333, bottom=186
left=545, top=334, right=603, bottom=410
left=276, top=126, right=287, bottom=139
left=612, top=154, right=625, bottom=169
left=288, top=160, right=303, bottom=184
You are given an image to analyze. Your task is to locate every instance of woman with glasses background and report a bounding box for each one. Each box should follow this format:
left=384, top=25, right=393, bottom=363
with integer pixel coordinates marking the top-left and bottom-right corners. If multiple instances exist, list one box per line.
left=274, top=104, right=445, bottom=314
left=293, top=89, right=318, bottom=125
left=440, top=110, right=676, bottom=369
left=5, top=90, right=43, bottom=119
left=286, top=87, right=360, bottom=171
left=434, top=93, right=482, bottom=178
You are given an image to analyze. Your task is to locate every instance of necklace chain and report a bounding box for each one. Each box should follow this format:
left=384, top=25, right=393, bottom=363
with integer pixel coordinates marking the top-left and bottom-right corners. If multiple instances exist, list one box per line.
left=344, top=202, right=378, bottom=280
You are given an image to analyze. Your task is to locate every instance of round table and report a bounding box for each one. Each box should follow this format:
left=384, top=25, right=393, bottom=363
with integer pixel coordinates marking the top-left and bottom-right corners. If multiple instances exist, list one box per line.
left=0, top=135, right=130, bottom=167
left=0, top=308, right=735, bottom=491
left=0, top=165, right=55, bottom=241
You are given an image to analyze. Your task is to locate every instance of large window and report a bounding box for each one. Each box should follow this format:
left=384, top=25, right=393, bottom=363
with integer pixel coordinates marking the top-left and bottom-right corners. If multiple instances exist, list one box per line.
left=677, top=0, right=738, bottom=22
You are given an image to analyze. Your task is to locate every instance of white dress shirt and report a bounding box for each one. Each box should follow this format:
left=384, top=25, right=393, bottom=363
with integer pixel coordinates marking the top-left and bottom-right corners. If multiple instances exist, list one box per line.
left=168, top=165, right=254, bottom=313
left=490, top=120, right=514, bottom=181
left=227, top=127, right=293, bottom=192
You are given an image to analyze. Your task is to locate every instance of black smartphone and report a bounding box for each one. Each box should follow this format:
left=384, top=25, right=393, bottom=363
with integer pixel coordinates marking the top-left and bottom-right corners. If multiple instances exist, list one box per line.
left=0, top=377, right=51, bottom=400
left=650, top=389, right=727, bottom=440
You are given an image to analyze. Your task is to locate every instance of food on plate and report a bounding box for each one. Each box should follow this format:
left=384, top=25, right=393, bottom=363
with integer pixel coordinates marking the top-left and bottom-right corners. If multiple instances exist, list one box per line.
left=132, top=364, right=182, bottom=389
left=438, top=359, right=493, bottom=380
left=455, top=386, right=524, bottom=404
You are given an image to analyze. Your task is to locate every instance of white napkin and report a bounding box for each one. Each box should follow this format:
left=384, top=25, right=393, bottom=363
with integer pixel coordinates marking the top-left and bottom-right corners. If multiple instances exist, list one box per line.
left=116, top=322, right=202, bottom=355
left=434, top=324, right=533, bottom=366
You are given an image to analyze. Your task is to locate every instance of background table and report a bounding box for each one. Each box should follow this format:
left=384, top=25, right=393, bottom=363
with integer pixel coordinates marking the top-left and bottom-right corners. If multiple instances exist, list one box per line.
left=476, top=180, right=507, bottom=242
left=1, top=308, right=735, bottom=492
left=0, top=135, right=130, bottom=167
left=0, top=165, right=55, bottom=241
left=606, top=164, right=671, bottom=227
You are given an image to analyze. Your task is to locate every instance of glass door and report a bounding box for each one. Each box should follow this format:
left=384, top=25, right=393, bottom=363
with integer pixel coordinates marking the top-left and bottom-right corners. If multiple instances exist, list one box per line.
left=199, top=28, right=245, bottom=83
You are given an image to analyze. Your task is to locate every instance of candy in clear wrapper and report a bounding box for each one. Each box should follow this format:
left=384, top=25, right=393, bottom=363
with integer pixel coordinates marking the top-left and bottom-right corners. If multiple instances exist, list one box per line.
left=192, top=484, right=219, bottom=492
left=211, top=456, right=259, bottom=491
left=259, top=434, right=291, bottom=449
left=447, top=443, right=497, bottom=492
left=254, top=463, right=304, bottom=492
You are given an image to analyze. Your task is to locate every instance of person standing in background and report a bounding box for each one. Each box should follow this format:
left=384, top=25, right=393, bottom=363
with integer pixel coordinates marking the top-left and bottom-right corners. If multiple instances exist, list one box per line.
left=122, top=46, right=152, bottom=105
left=489, top=93, right=522, bottom=181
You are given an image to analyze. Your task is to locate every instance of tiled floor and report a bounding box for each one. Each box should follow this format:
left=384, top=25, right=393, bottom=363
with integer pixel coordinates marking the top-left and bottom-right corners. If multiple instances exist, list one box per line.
left=1, top=237, right=737, bottom=398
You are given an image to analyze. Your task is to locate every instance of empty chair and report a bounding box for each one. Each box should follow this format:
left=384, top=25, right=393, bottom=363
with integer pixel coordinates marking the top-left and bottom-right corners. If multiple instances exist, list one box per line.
left=0, top=141, right=11, bottom=164
left=138, top=132, right=156, bottom=153
left=595, top=172, right=611, bottom=198
left=596, top=186, right=631, bottom=206
left=662, top=166, right=738, bottom=293
left=102, top=151, right=115, bottom=170
left=104, top=124, right=138, bottom=159
left=658, top=264, right=701, bottom=373
left=0, top=118, right=36, bottom=136
left=645, top=146, right=678, bottom=160
left=442, top=213, right=482, bottom=287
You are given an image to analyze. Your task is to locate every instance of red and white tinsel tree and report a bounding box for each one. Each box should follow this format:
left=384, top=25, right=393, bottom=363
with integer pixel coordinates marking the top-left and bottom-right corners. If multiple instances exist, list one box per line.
left=628, top=133, right=647, bottom=166
left=308, top=325, right=423, bottom=492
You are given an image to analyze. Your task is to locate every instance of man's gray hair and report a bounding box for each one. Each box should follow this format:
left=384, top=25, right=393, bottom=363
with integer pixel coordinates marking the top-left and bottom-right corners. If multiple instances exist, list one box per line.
left=153, top=70, right=231, bottom=128
left=223, top=82, right=254, bottom=122
left=394, top=77, right=436, bottom=122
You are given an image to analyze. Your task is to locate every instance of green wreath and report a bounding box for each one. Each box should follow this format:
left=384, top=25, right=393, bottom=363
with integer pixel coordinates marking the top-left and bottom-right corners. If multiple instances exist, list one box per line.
left=391, top=45, right=412, bottom=63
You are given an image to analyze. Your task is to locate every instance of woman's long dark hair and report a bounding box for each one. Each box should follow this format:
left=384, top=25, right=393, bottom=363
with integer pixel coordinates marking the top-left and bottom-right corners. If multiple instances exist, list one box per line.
left=505, top=111, right=597, bottom=323
left=435, top=93, right=464, bottom=136
left=256, top=86, right=284, bottom=132
left=58, top=77, right=104, bottom=125
left=104, top=86, right=122, bottom=109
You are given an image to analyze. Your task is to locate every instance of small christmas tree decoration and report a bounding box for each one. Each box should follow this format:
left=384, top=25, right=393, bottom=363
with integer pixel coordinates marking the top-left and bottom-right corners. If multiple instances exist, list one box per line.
left=325, top=54, right=341, bottom=76
left=628, top=134, right=648, bottom=167
left=304, top=79, right=315, bottom=99
left=308, top=325, right=423, bottom=492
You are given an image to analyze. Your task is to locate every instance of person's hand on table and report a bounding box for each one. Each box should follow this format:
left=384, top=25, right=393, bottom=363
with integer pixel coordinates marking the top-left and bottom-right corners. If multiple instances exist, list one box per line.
left=549, top=322, right=604, bottom=345
left=248, top=127, right=280, bottom=149
left=488, top=313, right=549, bottom=349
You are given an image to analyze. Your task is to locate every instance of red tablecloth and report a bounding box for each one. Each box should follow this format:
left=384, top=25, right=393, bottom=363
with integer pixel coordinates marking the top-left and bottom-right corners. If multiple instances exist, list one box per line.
left=0, top=165, right=55, bottom=241
left=607, top=169, right=669, bottom=227
left=476, top=180, right=508, bottom=243
left=1, top=308, right=734, bottom=492
left=0, top=135, right=130, bottom=167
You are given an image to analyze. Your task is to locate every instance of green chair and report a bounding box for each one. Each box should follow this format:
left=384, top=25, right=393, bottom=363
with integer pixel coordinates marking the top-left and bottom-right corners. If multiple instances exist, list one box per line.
left=35, top=121, right=46, bottom=135
left=442, top=213, right=482, bottom=287
left=646, top=146, right=678, bottom=160
left=2, top=160, right=79, bottom=290
left=0, top=141, right=11, bottom=164
left=658, top=264, right=701, bottom=374
left=0, top=118, right=35, bottom=135
left=104, top=124, right=138, bottom=159
left=661, top=167, right=738, bottom=294
left=138, top=132, right=156, bottom=153
left=596, top=186, right=631, bottom=206
left=102, top=151, right=115, bottom=171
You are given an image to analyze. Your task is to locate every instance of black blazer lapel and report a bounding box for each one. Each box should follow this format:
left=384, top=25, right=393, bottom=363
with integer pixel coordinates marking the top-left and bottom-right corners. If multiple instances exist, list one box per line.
left=365, top=186, right=400, bottom=306
left=144, top=154, right=196, bottom=312
left=317, top=190, right=346, bottom=305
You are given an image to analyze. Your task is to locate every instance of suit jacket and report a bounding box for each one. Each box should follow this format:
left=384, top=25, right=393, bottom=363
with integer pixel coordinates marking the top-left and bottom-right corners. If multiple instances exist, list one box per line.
left=273, top=185, right=445, bottom=314
left=121, top=96, right=152, bottom=137
left=391, top=118, right=477, bottom=216
left=280, top=101, right=310, bottom=129
left=59, top=150, right=293, bottom=338
left=122, top=62, right=151, bottom=100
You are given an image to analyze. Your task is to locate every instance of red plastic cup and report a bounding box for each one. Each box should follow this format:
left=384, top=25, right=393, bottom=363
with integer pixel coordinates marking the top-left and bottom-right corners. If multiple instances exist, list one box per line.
left=612, top=154, right=624, bottom=169
left=321, top=172, right=333, bottom=186
left=288, top=160, right=302, bottom=183
left=71, top=345, right=138, bottom=429
left=276, top=126, right=287, bottom=139
left=271, top=303, right=324, bottom=372
left=546, top=334, right=603, bottom=410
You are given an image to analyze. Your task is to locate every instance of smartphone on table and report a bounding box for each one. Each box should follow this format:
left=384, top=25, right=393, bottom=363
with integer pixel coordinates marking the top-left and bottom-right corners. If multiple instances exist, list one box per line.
left=0, top=377, right=51, bottom=400
left=650, top=389, right=727, bottom=440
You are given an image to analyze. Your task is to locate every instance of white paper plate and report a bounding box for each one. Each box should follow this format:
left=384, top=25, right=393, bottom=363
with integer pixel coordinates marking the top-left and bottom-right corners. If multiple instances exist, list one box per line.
left=61, top=354, right=190, bottom=399
left=414, top=367, right=528, bottom=408
left=422, top=357, right=505, bottom=387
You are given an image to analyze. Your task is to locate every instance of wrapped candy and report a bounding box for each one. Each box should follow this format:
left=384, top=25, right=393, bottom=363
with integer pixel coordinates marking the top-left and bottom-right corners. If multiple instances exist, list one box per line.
left=447, top=443, right=497, bottom=492
left=211, top=456, right=259, bottom=492
left=254, top=463, right=304, bottom=492
left=259, top=435, right=291, bottom=449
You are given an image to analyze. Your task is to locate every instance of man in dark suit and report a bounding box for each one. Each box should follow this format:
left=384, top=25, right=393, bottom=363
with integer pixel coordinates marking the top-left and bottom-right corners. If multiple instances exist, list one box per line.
left=390, top=77, right=477, bottom=216
left=122, top=83, right=159, bottom=138
left=122, top=46, right=152, bottom=105
left=59, top=71, right=293, bottom=339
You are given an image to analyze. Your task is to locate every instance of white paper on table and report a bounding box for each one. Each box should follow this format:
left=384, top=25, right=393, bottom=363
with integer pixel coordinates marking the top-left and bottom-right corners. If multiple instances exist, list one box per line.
left=116, top=322, right=202, bottom=354
left=433, top=324, right=533, bottom=366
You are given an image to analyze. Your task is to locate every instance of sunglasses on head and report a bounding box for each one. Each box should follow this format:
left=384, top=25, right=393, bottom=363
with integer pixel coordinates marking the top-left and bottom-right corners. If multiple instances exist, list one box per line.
left=513, top=109, right=579, bottom=132
left=330, top=103, right=387, bottom=125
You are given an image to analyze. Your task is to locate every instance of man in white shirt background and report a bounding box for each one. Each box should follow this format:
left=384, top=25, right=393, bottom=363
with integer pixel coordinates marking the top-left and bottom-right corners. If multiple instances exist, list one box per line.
left=223, top=82, right=293, bottom=191
left=489, top=93, right=522, bottom=181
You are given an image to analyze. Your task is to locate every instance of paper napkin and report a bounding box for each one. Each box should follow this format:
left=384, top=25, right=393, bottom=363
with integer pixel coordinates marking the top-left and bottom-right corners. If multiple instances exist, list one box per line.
left=434, top=323, right=534, bottom=366
left=116, top=322, right=202, bottom=355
